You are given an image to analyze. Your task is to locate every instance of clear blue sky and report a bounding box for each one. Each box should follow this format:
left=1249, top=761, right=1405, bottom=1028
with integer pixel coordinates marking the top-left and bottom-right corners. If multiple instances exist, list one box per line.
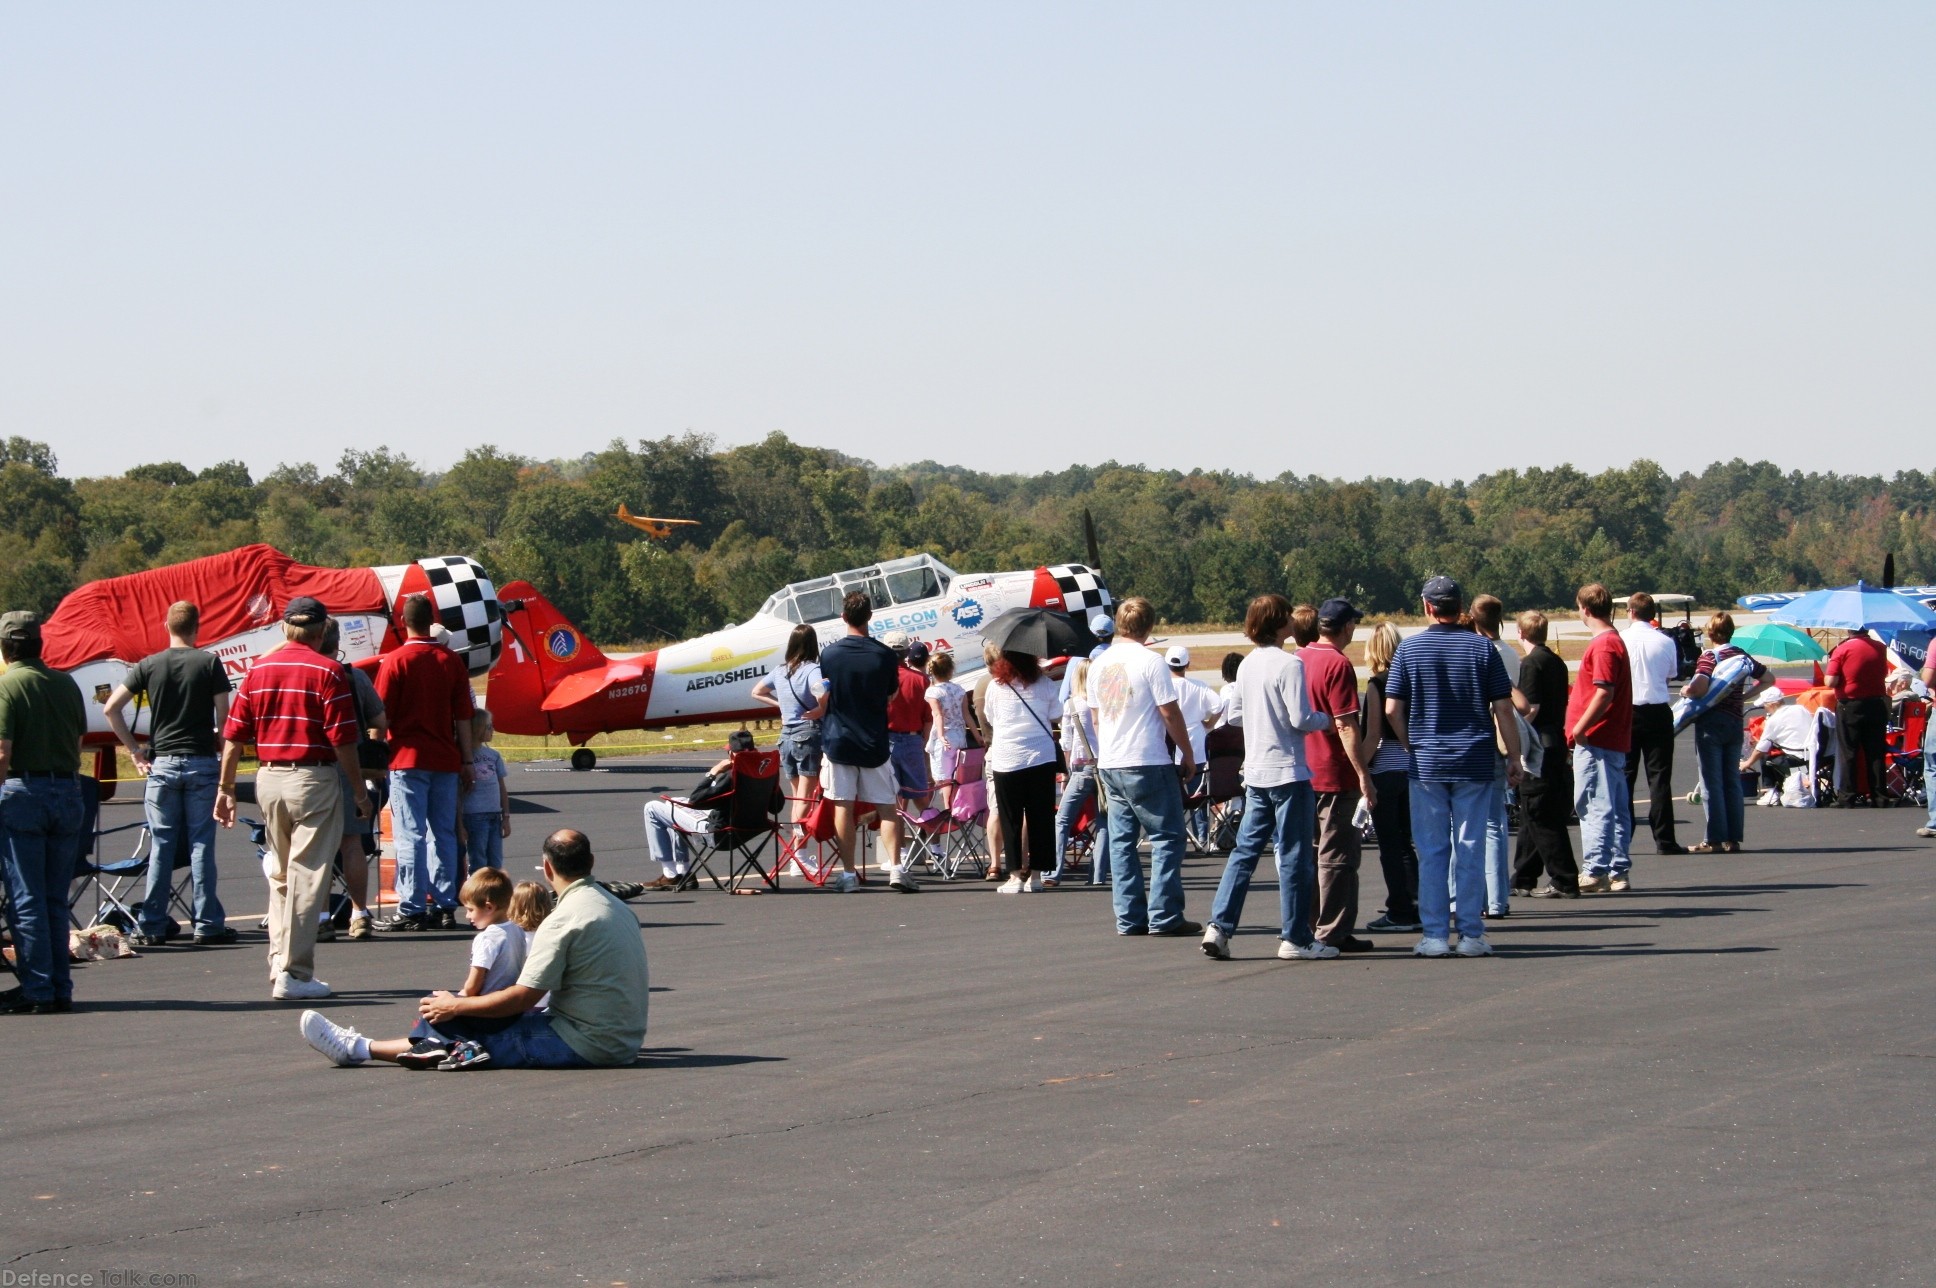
left=4, top=3, right=1930, bottom=483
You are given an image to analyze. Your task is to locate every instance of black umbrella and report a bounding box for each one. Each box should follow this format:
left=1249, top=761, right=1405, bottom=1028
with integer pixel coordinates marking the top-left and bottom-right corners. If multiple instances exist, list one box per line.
left=981, top=607, right=1087, bottom=658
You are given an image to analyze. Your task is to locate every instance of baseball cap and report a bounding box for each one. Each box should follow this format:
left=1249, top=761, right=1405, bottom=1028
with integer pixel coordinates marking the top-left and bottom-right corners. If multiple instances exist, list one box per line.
left=1421, top=576, right=1461, bottom=608
left=1318, top=597, right=1363, bottom=629
left=0, top=611, right=42, bottom=643
left=1164, top=644, right=1191, bottom=668
left=905, top=639, right=930, bottom=665
left=283, top=596, right=328, bottom=626
left=1756, top=687, right=1785, bottom=708
left=1090, top=613, right=1115, bottom=638
left=882, top=629, right=910, bottom=651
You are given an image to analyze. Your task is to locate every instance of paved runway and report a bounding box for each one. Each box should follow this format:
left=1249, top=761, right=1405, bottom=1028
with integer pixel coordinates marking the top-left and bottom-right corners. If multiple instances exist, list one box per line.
left=4, top=753, right=1933, bottom=1286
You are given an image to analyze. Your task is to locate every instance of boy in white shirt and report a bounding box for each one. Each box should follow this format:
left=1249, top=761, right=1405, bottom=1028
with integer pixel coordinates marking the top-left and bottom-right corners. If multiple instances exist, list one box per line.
left=395, top=867, right=528, bottom=1069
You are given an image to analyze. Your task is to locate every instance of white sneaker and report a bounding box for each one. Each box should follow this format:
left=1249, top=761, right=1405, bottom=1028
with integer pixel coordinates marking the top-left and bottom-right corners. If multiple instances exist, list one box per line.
left=1278, top=940, right=1340, bottom=960
left=1456, top=936, right=1494, bottom=957
left=1414, top=937, right=1453, bottom=958
left=273, top=972, right=332, bottom=1000
left=996, top=876, right=1024, bottom=894
left=299, top=1009, right=365, bottom=1066
left=888, top=867, right=921, bottom=893
left=1200, top=925, right=1229, bottom=960
left=829, top=871, right=861, bottom=893
left=1020, top=875, right=1042, bottom=893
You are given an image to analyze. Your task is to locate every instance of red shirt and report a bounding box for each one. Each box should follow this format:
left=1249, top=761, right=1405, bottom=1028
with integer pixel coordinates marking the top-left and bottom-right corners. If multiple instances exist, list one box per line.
left=1827, top=635, right=1889, bottom=700
left=1299, top=639, right=1362, bottom=794
left=888, top=664, right=930, bottom=735
left=375, top=638, right=477, bottom=772
left=1567, top=629, right=1633, bottom=753
left=223, top=641, right=356, bottom=762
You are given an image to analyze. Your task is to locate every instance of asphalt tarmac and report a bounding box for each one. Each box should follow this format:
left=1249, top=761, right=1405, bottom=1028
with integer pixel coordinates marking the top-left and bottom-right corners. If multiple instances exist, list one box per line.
left=3, top=752, right=1932, bottom=1286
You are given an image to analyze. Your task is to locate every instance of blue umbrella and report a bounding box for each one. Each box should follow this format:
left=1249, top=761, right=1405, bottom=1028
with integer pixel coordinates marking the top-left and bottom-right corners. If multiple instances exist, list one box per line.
left=1768, top=581, right=1936, bottom=633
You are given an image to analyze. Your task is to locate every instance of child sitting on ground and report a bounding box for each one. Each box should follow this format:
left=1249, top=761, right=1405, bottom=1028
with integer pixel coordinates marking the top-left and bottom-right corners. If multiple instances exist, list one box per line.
left=509, top=880, right=555, bottom=1011
left=396, top=868, right=526, bottom=1069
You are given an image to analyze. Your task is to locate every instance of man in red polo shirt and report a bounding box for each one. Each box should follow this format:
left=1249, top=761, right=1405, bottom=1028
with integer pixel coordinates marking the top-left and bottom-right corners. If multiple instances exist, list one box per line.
left=376, top=594, right=477, bottom=930
left=215, top=596, right=369, bottom=1000
left=1305, top=598, right=1376, bottom=953
left=1567, top=584, right=1634, bottom=893
left=1827, top=628, right=1890, bottom=805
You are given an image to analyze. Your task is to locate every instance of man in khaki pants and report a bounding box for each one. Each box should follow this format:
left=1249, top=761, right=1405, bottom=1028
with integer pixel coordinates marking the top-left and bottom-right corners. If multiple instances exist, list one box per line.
left=214, top=597, right=369, bottom=1000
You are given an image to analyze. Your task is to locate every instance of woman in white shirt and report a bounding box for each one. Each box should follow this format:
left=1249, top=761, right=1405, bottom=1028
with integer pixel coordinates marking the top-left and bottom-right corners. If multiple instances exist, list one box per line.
left=924, top=650, right=968, bottom=806
left=983, top=649, right=1064, bottom=893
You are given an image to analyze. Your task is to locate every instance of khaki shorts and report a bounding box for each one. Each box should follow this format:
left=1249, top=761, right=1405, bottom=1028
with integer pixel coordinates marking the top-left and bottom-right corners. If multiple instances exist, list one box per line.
left=820, top=759, right=897, bottom=807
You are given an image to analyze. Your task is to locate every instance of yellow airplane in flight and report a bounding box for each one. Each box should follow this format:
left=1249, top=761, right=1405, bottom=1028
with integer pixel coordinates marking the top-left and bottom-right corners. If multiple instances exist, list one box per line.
left=615, top=505, right=701, bottom=541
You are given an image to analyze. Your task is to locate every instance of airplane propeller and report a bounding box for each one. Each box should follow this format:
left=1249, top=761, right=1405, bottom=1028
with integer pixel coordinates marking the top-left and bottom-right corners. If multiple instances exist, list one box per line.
left=1083, top=507, right=1102, bottom=573
left=1883, top=552, right=1896, bottom=590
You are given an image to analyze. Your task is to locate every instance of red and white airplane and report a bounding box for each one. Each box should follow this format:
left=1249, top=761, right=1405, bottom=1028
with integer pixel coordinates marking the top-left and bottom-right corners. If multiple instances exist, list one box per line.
left=489, top=553, right=1111, bottom=769
left=37, top=544, right=504, bottom=757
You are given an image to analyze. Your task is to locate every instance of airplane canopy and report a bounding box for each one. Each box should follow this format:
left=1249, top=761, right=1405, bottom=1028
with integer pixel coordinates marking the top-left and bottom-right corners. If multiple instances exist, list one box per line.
left=758, top=554, right=956, bottom=625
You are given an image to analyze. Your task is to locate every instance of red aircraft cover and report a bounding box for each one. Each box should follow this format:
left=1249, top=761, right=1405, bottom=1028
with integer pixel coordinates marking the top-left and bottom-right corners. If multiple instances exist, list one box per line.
left=41, top=544, right=386, bottom=671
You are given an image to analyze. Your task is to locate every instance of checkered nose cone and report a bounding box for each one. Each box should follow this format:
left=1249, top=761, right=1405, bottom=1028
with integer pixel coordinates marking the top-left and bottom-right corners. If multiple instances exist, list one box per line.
left=418, top=556, right=504, bottom=676
left=1046, top=564, right=1111, bottom=614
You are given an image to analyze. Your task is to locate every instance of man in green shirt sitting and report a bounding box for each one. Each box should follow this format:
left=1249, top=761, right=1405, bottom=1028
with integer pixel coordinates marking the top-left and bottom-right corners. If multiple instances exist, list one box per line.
left=298, top=829, right=651, bottom=1070
left=0, top=611, right=91, bottom=1015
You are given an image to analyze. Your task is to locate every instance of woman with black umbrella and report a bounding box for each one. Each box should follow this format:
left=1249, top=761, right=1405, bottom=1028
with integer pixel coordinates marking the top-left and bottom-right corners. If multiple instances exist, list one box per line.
left=979, top=608, right=1080, bottom=894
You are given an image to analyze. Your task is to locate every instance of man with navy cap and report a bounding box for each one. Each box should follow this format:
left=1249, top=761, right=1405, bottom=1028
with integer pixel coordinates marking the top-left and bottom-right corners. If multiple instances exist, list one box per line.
left=216, top=596, right=370, bottom=999
left=1381, top=577, right=1523, bottom=958
left=0, top=610, right=89, bottom=1014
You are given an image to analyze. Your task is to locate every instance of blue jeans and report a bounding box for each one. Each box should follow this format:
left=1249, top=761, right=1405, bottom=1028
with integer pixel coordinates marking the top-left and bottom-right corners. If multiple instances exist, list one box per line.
left=0, top=777, right=87, bottom=1002
left=425, top=1011, right=596, bottom=1068
left=1694, top=709, right=1746, bottom=845
left=463, top=812, right=504, bottom=870
left=1051, top=765, right=1112, bottom=882
left=1573, top=745, right=1633, bottom=876
left=139, top=755, right=225, bottom=936
left=1209, top=781, right=1318, bottom=946
left=1411, top=778, right=1491, bottom=943
left=1925, top=719, right=1936, bottom=830
left=390, top=769, right=460, bottom=915
left=1098, top=765, right=1189, bottom=934
left=1482, top=770, right=1511, bottom=914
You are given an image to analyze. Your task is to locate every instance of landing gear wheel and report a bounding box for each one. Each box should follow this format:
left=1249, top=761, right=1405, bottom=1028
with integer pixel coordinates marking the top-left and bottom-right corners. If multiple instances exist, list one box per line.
left=570, top=748, right=597, bottom=772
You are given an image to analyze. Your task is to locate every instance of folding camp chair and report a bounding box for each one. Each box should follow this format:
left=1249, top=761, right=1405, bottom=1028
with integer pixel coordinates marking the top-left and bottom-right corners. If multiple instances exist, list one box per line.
left=935, top=748, right=991, bottom=880
left=775, top=787, right=842, bottom=886
left=678, top=749, right=782, bottom=893
left=1885, top=699, right=1928, bottom=808
left=1202, top=725, right=1246, bottom=853
left=69, top=818, right=154, bottom=933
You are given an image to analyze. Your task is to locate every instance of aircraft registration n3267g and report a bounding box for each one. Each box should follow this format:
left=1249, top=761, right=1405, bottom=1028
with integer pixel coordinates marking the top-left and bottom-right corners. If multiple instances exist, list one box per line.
left=488, top=553, right=1111, bottom=769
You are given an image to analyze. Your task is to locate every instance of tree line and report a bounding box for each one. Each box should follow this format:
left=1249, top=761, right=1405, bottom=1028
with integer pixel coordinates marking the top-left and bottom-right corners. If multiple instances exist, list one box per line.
left=5, top=433, right=1932, bottom=645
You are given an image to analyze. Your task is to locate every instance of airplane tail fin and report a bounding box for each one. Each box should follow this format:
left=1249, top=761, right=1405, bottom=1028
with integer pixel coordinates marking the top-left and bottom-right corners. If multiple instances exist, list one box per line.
left=488, top=581, right=608, bottom=736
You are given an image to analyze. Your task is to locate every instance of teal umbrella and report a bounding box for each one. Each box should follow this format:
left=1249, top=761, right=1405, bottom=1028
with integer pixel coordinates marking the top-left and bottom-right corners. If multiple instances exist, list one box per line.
left=1731, top=622, right=1826, bottom=662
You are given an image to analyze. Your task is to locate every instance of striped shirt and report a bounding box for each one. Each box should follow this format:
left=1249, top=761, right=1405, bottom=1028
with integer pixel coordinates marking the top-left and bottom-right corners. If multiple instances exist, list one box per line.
left=1383, top=624, right=1512, bottom=782
left=222, top=641, right=356, bottom=762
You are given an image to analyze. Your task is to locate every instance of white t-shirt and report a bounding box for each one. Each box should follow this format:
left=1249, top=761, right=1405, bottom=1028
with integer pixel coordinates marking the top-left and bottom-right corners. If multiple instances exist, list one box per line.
left=1216, top=681, right=1241, bottom=728
left=1232, top=646, right=1332, bottom=788
left=1171, top=675, right=1223, bottom=765
left=470, top=921, right=529, bottom=996
left=1622, top=624, right=1679, bottom=706
left=1756, top=704, right=1817, bottom=756
left=985, top=676, right=1064, bottom=773
left=1491, top=639, right=1521, bottom=689
left=1087, top=640, right=1181, bottom=770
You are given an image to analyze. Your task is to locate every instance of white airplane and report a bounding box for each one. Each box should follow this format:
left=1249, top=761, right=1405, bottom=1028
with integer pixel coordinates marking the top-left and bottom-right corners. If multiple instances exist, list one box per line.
left=489, top=553, right=1112, bottom=769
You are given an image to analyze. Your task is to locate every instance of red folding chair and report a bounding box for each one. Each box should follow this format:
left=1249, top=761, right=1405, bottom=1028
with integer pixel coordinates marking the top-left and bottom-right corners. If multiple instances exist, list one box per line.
left=775, top=787, right=842, bottom=886
left=676, top=749, right=782, bottom=893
